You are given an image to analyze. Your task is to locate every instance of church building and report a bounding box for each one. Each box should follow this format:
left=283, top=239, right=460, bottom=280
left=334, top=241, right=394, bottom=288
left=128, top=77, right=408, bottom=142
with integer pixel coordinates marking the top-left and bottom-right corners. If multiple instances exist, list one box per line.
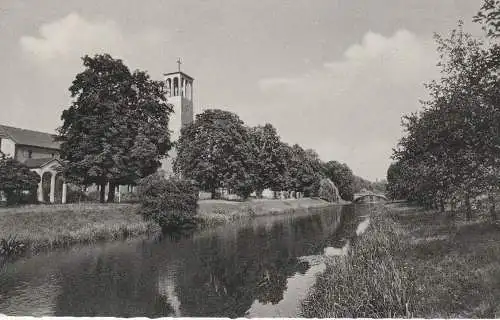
left=0, top=61, right=194, bottom=203
left=0, top=124, right=66, bottom=203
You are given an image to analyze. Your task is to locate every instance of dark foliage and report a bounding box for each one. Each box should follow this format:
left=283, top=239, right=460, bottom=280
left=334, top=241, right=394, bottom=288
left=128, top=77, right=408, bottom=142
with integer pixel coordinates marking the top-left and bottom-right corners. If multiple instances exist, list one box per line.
left=0, top=156, right=40, bottom=205
left=137, top=173, right=199, bottom=230
left=391, top=18, right=500, bottom=221
left=0, top=235, right=26, bottom=257
left=57, top=53, right=173, bottom=203
left=174, top=109, right=254, bottom=199
left=318, top=178, right=340, bottom=202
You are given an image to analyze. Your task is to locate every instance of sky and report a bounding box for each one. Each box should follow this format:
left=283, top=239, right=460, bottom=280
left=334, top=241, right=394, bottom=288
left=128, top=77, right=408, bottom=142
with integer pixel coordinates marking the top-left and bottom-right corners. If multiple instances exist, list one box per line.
left=0, top=0, right=484, bottom=181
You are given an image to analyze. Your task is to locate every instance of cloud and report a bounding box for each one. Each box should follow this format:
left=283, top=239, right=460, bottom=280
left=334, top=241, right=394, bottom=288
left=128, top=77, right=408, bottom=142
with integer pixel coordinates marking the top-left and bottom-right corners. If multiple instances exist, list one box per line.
left=20, top=13, right=166, bottom=67
left=257, top=29, right=438, bottom=180
left=14, top=12, right=173, bottom=136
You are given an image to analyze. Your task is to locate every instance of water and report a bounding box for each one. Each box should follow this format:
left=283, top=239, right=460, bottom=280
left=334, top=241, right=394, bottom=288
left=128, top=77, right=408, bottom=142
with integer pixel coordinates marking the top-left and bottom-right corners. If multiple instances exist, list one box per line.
left=0, top=204, right=372, bottom=318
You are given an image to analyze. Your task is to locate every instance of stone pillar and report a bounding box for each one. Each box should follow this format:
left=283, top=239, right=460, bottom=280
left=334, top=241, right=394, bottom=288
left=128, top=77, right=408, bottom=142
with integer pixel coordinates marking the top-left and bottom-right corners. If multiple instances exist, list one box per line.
left=37, top=173, right=44, bottom=203
left=190, top=81, right=193, bottom=100
left=62, top=182, right=67, bottom=204
left=104, top=182, right=109, bottom=202
left=50, top=172, right=56, bottom=203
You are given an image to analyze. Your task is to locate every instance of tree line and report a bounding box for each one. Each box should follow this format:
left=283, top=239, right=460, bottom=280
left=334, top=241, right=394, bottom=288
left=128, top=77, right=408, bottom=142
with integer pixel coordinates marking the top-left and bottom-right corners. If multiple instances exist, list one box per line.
left=1, top=53, right=381, bottom=205
left=387, top=1, right=500, bottom=221
left=173, top=108, right=381, bottom=200
left=55, top=54, right=382, bottom=202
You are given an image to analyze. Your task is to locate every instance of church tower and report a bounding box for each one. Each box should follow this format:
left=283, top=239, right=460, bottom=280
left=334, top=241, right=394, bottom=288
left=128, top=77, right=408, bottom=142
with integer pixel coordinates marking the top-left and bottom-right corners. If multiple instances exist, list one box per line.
left=160, top=59, right=194, bottom=176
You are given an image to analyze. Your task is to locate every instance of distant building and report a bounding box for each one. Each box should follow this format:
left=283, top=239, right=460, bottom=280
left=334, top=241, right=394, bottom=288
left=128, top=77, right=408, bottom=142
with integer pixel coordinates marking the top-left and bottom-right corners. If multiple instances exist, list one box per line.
left=0, top=124, right=66, bottom=203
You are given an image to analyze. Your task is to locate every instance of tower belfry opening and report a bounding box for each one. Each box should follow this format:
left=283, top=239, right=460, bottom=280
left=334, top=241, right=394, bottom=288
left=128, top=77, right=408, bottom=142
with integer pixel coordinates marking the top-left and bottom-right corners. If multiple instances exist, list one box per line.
left=163, top=60, right=194, bottom=126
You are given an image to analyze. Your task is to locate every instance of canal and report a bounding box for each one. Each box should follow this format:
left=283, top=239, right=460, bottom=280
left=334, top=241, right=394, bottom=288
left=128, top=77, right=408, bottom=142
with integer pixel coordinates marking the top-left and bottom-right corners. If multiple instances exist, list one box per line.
left=0, top=204, right=373, bottom=317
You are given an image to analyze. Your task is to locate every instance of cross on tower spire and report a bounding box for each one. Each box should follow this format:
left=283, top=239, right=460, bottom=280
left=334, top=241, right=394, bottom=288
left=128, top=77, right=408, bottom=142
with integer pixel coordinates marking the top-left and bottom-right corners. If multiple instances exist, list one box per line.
left=176, top=58, right=182, bottom=72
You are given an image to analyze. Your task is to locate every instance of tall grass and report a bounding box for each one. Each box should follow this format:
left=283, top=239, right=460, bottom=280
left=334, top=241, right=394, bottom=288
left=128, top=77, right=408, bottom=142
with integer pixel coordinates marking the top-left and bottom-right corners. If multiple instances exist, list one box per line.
left=0, top=203, right=159, bottom=258
left=301, top=207, right=417, bottom=318
left=302, top=203, right=500, bottom=318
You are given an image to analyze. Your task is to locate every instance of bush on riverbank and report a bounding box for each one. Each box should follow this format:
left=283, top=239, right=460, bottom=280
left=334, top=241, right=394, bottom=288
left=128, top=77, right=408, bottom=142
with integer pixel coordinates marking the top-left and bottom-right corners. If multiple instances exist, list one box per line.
left=0, top=235, right=26, bottom=258
left=137, top=173, right=199, bottom=230
left=301, top=207, right=416, bottom=318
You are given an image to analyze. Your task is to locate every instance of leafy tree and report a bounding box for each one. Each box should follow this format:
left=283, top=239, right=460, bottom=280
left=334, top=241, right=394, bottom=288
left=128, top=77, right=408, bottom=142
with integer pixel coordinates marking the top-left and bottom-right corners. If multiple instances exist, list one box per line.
left=474, top=0, right=500, bottom=38
left=57, top=54, right=173, bottom=203
left=371, top=179, right=387, bottom=194
left=302, top=149, right=324, bottom=197
left=283, top=144, right=323, bottom=197
left=174, top=109, right=254, bottom=199
left=247, top=124, right=288, bottom=197
left=0, top=156, right=40, bottom=205
left=323, top=161, right=355, bottom=201
left=318, top=178, right=340, bottom=203
left=352, top=175, right=373, bottom=194
left=393, top=20, right=500, bottom=220
left=386, top=161, right=410, bottom=200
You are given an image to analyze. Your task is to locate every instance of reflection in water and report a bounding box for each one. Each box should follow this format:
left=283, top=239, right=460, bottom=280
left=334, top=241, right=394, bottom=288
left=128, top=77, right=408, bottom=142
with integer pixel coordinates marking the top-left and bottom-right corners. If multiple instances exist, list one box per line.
left=323, top=242, right=350, bottom=257
left=0, top=204, right=371, bottom=318
left=356, top=217, right=370, bottom=235
left=246, top=263, right=326, bottom=317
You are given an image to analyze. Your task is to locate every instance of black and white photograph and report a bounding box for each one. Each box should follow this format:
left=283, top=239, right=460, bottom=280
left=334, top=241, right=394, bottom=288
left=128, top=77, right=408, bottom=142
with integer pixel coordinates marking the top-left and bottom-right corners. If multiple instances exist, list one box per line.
left=0, top=0, right=499, bottom=318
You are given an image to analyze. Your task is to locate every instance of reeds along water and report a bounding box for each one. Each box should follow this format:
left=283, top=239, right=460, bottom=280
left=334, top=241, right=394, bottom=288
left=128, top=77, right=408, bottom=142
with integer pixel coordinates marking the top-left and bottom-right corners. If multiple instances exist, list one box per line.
left=301, top=207, right=416, bottom=318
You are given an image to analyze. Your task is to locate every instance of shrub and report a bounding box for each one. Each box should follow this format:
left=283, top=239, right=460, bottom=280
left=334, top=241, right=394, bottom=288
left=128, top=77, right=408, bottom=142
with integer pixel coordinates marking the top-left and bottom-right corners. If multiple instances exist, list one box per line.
left=233, top=175, right=254, bottom=200
left=65, top=184, right=87, bottom=203
left=318, top=178, right=340, bottom=202
left=119, top=191, right=140, bottom=203
left=0, top=157, right=40, bottom=206
left=137, top=173, right=199, bottom=230
left=85, top=190, right=101, bottom=202
left=0, top=235, right=26, bottom=257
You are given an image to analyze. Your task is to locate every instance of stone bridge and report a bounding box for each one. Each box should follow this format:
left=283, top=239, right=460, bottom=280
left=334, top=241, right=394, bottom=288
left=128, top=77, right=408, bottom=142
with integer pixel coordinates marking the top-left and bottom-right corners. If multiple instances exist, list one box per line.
left=353, top=192, right=388, bottom=203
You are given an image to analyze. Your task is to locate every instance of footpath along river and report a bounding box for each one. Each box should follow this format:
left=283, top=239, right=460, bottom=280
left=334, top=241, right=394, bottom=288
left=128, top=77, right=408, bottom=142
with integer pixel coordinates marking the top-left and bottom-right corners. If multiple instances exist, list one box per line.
left=0, top=203, right=375, bottom=317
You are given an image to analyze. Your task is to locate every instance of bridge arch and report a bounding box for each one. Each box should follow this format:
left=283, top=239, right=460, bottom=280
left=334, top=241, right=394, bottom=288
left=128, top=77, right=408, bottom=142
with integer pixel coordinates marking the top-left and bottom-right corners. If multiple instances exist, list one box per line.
left=352, top=193, right=388, bottom=203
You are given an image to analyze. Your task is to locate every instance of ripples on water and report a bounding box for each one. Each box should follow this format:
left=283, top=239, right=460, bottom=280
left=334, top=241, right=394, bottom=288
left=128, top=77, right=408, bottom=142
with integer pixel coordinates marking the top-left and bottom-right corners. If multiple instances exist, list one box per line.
left=0, top=204, right=373, bottom=317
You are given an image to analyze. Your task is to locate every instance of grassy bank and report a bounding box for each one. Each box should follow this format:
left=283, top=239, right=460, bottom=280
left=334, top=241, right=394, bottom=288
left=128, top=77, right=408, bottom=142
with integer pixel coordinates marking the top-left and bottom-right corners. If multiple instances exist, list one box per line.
left=0, top=198, right=333, bottom=258
left=301, top=203, right=500, bottom=318
left=196, top=198, right=334, bottom=227
left=0, top=203, right=159, bottom=256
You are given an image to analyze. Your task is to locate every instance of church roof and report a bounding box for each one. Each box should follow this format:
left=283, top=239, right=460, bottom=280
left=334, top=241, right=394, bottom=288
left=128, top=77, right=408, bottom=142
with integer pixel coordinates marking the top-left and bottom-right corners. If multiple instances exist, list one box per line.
left=163, top=71, right=194, bottom=80
left=24, top=157, right=57, bottom=168
left=0, top=124, right=61, bottom=150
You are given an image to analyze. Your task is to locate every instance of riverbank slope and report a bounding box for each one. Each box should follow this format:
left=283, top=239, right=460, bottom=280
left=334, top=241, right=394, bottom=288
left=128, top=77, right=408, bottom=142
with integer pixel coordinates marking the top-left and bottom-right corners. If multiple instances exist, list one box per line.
left=301, top=203, right=500, bottom=318
left=196, top=198, right=334, bottom=226
left=0, top=198, right=334, bottom=256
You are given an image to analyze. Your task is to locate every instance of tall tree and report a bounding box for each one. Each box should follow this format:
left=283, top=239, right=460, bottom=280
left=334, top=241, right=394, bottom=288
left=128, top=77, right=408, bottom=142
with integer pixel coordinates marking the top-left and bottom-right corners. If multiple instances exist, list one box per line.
left=247, top=124, right=288, bottom=197
left=174, top=109, right=254, bottom=199
left=393, top=21, right=500, bottom=220
left=57, top=54, right=173, bottom=202
left=323, top=161, right=355, bottom=201
left=284, top=144, right=323, bottom=197
left=474, top=0, right=500, bottom=38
